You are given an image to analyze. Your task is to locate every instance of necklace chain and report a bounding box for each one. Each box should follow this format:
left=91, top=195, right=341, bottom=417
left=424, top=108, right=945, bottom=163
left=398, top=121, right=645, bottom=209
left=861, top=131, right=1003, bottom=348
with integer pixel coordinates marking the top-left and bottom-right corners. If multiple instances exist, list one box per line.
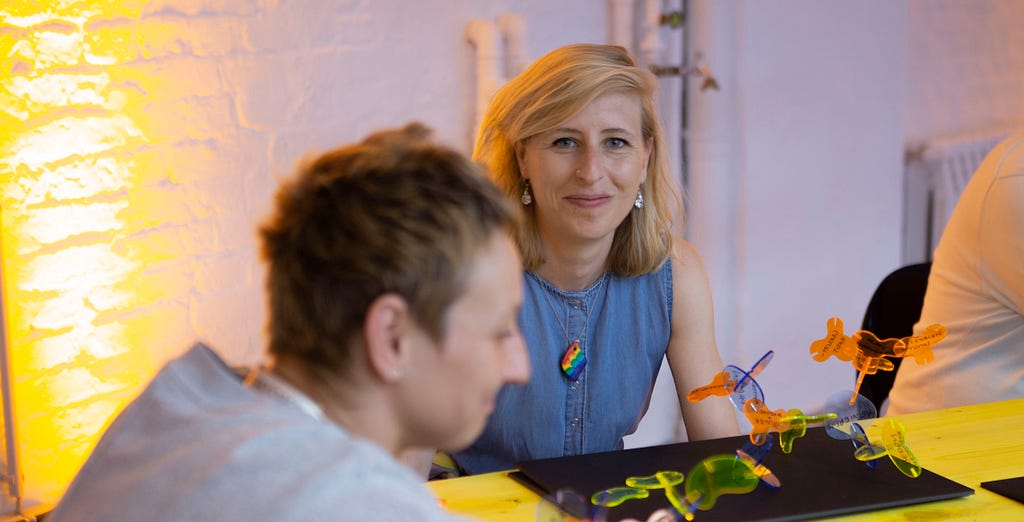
left=537, top=274, right=606, bottom=345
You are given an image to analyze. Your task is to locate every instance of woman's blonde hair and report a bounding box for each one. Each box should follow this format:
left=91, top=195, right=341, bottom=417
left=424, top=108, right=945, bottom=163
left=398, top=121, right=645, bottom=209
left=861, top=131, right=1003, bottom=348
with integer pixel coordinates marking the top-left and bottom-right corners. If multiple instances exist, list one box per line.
left=473, top=43, right=680, bottom=275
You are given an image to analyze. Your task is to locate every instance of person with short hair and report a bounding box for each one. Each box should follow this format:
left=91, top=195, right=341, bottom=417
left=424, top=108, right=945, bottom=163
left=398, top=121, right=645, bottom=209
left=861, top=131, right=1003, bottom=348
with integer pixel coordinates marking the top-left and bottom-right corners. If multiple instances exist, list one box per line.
left=450, top=44, right=739, bottom=475
left=47, top=123, right=530, bottom=521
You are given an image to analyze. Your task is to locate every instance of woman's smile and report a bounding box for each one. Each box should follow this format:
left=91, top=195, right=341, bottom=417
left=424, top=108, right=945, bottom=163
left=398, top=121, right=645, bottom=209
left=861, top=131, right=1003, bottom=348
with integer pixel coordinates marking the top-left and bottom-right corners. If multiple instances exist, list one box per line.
left=564, top=193, right=612, bottom=209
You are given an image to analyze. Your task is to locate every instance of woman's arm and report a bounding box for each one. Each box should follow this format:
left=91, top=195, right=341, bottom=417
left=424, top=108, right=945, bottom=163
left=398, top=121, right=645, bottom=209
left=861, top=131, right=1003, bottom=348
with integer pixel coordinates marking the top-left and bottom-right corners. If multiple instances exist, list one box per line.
left=665, top=239, right=741, bottom=440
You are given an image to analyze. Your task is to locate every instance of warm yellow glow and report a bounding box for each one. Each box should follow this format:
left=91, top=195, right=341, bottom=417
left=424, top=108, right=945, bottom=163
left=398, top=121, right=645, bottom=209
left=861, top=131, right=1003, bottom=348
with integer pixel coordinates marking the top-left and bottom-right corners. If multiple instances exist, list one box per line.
left=12, top=158, right=133, bottom=205
left=19, top=201, right=127, bottom=249
left=24, top=322, right=131, bottom=371
left=1, top=1, right=153, bottom=505
left=20, top=31, right=85, bottom=70
left=8, top=115, right=144, bottom=170
left=5, top=73, right=121, bottom=120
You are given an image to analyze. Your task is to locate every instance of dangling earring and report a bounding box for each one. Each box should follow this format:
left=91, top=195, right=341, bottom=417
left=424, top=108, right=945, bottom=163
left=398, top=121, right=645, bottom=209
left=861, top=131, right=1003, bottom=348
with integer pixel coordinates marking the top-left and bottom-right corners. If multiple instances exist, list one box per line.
left=521, top=179, right=533, bottom=206
left=634, top=185, right=644, bottom=209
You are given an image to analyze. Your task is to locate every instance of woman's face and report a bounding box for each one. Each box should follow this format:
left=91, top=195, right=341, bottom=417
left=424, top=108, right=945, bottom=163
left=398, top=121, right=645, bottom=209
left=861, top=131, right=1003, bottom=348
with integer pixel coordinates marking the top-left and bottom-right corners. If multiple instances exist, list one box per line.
left=516, top=91, right=651, bottom=249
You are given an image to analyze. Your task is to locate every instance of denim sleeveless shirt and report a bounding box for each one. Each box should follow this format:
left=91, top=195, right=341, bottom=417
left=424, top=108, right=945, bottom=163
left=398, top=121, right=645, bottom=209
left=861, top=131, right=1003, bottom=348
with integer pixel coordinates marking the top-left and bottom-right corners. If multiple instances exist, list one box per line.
left=452, top=261, right=673, bottom=474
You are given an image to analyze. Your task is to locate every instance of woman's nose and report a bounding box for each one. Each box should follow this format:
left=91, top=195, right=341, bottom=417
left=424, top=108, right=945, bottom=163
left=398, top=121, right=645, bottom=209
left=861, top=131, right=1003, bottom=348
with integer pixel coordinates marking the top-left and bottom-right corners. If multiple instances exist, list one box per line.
left=574, top=148, right=601, bottom=182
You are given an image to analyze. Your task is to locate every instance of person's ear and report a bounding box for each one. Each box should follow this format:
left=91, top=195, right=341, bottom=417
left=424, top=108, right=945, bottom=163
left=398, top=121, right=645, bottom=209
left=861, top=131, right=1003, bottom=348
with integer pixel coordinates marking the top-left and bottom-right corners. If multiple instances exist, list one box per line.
left=514, top=141, right=527, bottom=177
left=363, top=293, right=410, bottom=382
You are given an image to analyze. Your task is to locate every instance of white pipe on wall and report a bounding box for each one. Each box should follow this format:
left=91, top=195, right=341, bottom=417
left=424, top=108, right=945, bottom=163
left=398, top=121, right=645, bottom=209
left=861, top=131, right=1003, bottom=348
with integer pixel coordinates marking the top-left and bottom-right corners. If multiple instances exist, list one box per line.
left=466, top=19, right=502, bottom=146
left=497, top=13, right=528, bottom=78
left=685, top=0, right=741, bottom=368
left=608, top=0, right=634, bottom=49
left=623, top=0, right=693, bottom=448
left=639, top=0, right=662, bottom=67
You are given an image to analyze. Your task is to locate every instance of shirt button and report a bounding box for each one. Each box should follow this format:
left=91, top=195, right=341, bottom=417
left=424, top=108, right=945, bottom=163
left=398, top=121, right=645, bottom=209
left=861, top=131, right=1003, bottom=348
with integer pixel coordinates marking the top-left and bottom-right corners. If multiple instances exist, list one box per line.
left=570, top=417, right=580, bottom=427
left=569, top=380, right=579, bottom=390
left=570, top=299, right=583, bottom=309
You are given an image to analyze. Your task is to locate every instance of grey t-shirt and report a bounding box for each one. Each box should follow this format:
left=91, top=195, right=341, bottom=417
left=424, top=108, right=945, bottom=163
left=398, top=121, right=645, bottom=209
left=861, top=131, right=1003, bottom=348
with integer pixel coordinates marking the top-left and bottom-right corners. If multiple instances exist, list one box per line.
left=47, top=343, right=468, bottom=522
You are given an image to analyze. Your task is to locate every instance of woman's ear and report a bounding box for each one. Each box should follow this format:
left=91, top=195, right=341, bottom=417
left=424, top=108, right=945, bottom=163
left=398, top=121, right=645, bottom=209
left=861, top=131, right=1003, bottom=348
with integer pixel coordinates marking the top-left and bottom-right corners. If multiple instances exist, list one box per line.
left=363, top=294, right=411, bottom=382
left=514, top=141, right=527, bottom=177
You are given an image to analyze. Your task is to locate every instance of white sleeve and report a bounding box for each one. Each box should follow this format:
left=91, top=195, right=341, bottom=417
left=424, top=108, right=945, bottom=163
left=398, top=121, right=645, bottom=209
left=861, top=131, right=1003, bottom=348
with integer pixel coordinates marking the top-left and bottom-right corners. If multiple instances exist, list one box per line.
left=978, top=145, right=1024, bottom=315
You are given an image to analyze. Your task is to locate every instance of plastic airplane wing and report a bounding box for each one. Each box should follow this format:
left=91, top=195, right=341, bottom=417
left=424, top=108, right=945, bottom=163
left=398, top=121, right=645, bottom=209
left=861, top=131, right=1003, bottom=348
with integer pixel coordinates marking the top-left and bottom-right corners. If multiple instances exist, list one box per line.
left=851, top=330, right=902, bottom=358
left=743, top=398, right=790, bottom=446
left=687, top=371, right=735, bottom=402
left=809, top=317, right=856, bottom=362
left=898, top=324, right=946, bottom=364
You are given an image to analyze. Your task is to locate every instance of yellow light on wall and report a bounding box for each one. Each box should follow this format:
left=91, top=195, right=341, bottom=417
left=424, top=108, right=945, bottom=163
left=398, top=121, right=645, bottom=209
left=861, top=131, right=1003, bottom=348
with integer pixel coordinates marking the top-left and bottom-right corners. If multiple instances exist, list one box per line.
left=1, top=1, right=156, bottom=505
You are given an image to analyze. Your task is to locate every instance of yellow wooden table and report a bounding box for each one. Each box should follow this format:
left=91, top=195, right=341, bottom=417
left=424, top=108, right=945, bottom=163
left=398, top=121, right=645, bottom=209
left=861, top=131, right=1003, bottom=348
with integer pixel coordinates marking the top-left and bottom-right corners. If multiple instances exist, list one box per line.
left=428, top=398, right=1024, bottom=521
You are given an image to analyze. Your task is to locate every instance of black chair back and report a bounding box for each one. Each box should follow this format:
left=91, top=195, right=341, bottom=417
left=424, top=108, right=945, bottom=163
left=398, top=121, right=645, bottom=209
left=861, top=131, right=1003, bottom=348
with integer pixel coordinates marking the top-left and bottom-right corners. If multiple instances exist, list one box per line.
left=858, top=262, right=932, bottom=413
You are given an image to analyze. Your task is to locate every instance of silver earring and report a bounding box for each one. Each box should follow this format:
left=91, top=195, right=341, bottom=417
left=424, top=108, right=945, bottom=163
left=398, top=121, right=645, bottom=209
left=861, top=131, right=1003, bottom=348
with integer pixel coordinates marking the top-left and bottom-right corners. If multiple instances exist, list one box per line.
left=521, top=180, right=533, bottom=206
left=634, top=187, right=644, bottom=209
left=575, top=169, right=581, bottom=176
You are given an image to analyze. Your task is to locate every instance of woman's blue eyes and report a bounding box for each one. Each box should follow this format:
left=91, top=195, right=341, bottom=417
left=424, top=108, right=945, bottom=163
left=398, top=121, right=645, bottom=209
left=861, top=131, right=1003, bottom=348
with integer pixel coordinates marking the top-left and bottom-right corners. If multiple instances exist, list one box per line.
left=550, top=137, right=630, bottom=149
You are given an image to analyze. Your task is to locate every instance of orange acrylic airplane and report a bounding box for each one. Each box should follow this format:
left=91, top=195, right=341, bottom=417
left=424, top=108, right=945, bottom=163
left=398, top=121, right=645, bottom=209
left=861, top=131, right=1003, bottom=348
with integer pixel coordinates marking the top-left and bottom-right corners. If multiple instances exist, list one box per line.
left=809, top=317, right=945, bottom=405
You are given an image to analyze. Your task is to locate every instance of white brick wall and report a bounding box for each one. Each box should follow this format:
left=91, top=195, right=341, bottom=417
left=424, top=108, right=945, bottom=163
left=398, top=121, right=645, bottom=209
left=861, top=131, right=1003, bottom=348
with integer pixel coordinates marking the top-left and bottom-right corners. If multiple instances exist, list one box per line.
left=905, top=0, right=1024, bottom=140
left=1, top=0, right=603, bottom=505
left=3, top=0, right=1024, bottom=508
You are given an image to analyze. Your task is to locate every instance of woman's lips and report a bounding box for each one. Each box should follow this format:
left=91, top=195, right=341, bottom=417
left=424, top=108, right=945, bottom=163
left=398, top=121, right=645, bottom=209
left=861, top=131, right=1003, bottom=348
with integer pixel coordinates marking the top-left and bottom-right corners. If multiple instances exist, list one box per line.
left=565, top=195, right=611, bottom=208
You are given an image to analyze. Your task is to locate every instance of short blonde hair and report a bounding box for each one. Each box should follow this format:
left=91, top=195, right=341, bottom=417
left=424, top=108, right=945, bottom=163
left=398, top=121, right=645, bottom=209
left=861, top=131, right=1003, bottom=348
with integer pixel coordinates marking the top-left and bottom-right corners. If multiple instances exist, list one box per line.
left=474, top=43, right=679, bottom=275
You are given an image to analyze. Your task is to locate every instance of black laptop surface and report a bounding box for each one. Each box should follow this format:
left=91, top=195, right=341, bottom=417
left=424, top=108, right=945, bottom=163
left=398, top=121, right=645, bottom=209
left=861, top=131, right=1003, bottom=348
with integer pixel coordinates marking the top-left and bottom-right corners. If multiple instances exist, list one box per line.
left=513, top=428, right=973, bottom=521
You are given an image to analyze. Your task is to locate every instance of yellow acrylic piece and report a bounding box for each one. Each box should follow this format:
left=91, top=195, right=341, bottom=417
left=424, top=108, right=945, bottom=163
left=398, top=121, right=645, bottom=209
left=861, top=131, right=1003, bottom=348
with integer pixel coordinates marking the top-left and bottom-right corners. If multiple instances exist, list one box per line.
left=848, top=422, right=886, bottom=470
left=624, top=470, right=684, bottom=489
left=684, top=455, right=759, bottom=511
left=881, top=418, right=922, bottom=478
left=624, top=471, right=687, bottom=516
left=853, top=443, right=889, bottom=461
left=590, top=486, right=649, bottom=507
left=779, top=409, right=837, bottom=454
left=746, top=399, right=836, bottom=451
left=657, top=473, right=689, bottom=517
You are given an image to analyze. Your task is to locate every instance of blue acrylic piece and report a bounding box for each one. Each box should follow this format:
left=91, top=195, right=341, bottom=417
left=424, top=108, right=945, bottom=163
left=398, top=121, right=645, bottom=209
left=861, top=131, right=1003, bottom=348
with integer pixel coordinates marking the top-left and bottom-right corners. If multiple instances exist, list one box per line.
left=848, top=422, right=884, bottom=469
left=823, top=389, right=877, bottom=440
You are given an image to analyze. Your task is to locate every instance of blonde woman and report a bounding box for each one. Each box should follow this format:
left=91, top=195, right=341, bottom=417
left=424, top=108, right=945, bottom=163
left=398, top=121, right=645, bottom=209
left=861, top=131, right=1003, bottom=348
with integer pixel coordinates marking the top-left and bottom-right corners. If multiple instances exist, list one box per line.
left=451, top=44, right=739, bottom=474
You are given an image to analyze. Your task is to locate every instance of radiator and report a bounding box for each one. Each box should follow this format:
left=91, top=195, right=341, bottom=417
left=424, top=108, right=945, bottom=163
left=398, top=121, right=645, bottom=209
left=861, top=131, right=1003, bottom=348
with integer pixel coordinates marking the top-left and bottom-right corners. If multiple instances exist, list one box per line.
left=902, top=128, right=1011, bottom=264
